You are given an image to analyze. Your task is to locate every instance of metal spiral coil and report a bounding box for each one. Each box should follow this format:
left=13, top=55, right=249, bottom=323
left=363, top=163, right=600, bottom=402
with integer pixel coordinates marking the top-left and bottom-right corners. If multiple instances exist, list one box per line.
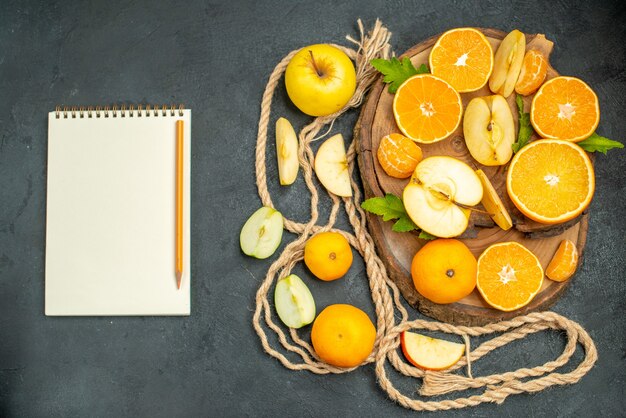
left=55, top=104, right=185, bottom=118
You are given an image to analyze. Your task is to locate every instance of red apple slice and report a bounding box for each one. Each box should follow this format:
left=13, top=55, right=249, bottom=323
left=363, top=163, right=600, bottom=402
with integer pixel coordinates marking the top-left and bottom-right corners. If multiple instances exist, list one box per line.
left=400, top=331, right=465, bottom=370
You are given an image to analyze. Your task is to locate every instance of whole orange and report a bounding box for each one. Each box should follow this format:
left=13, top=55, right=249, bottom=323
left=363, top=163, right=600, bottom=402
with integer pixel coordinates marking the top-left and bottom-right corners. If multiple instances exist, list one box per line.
left=411, top=239, right=477, bottom=304
left=304, top=232, right=353, bottom=281
left=311, top=304, right=376, bottom=368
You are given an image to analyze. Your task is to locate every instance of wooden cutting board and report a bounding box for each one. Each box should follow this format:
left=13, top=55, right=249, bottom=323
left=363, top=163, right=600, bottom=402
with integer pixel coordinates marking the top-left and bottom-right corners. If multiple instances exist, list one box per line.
left=355, top=28, right=588, bottom=326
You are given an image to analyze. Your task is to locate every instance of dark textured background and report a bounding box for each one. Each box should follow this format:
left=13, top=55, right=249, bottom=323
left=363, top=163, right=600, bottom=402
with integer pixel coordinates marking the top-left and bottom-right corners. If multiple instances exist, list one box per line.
left=1, top=0, right=625, bottom=416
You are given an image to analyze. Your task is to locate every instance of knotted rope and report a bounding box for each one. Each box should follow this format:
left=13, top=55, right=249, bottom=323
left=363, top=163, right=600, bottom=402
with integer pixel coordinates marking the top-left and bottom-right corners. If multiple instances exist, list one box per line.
left=252, top=19, right=597, bottom=411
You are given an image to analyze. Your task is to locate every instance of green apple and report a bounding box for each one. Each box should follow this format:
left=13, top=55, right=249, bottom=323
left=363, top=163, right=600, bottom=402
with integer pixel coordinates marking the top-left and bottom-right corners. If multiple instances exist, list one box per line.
left=285, top=44, right=357, bottom=117
left=314, top=133, right=352, bottom=197
left=275, top=117, right=299, bottom=185
left=240, top=206, right=283, bottom=259
left=274, top=274, right=316, bottom=329
left=403, top=156, right=483, bottom=238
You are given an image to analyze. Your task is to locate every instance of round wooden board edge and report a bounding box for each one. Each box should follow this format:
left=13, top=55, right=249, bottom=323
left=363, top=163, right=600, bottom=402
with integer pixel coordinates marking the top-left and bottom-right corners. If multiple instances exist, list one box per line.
left=354, top=27, right=589, bottom=326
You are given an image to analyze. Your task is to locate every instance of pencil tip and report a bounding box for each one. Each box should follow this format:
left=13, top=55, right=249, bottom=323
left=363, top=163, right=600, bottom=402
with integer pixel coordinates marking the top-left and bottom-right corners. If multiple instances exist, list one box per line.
left=176, top=271, right=183, bottom=289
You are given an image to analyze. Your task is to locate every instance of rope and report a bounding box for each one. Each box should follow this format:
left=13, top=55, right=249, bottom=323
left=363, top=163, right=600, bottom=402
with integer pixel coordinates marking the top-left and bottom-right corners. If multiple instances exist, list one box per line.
left=252, top=19, right=597, bottom=411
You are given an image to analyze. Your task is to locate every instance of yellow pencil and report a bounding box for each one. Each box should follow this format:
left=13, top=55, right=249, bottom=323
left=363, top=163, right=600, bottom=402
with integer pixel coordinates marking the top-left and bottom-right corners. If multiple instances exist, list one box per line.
left=176, top=119, right=184, bottom=289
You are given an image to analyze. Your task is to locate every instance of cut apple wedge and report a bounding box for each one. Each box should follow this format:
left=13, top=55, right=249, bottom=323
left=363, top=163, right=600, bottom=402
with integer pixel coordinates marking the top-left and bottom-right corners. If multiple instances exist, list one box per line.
left=489, top=29, right=526, bottom=98
left=403, top=156, right=483, bottom=238
left=401, top=331, right=465, bottom=370
left=274, top=274, right=316, bottom=329
left=240, top=206, right=284, bottom=259
left=464, top=95, right=515, bottom=166
left=314, top=133, right=352, bottom=197
left=476, top=169, right=513, bottom=230
left=276, top=117, right=299, bottom=185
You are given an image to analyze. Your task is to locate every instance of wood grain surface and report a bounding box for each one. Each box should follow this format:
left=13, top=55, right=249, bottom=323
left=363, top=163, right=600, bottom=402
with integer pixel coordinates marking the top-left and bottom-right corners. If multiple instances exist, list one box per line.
left=355, top=28, right=589, bottom=326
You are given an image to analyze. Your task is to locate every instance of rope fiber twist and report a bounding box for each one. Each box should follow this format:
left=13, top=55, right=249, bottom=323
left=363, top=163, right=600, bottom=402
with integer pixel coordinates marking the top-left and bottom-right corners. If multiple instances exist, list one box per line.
left=251, top=19, right=597, bottom=411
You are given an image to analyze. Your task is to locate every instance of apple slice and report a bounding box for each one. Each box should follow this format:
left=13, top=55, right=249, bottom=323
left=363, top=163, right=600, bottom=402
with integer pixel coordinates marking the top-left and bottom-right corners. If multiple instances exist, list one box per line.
left=401, top=331, right=465, bottom=370
left=314, top=133, right=352, bottom=197
left=489, top=29, right=526, bottom=98
left=274, top=274, right=316, bottom=329
left=240, top=206, right=284, bottom=259
left=463, top=95, right=515, bottom=166
left=403, top=156, right=483, bottom=238
left=276, top=117, right=299, bottom=185
left=476, top=169, right=513, bottom=230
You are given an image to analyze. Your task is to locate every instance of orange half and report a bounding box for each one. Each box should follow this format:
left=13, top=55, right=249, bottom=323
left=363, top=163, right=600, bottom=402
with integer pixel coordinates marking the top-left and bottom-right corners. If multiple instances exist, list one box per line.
left=393, top=74, right=463, bottom=144
left=429, top=27, right=494, bottom=92
left=530, top=76, right=600, bottom=142
left=506, top=139, right=595, bottom=224
left=477, top=242, right=544, bottom=312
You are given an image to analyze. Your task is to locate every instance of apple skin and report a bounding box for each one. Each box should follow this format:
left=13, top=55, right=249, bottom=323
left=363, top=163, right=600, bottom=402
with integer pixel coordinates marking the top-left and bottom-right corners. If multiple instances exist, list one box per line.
left=285, top=44, right=357, bottom=117
left=400, top=331, right=465, bottom=370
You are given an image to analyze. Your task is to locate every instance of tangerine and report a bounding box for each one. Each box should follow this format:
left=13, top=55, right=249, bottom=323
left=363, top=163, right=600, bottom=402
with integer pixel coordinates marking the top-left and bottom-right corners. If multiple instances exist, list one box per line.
left=304, top=232, right=353, bottom=281
left=410, top=239, right=477, bottom=304
left=311, top=304, right=376, bottom=368
left=377, top=133, right=423, bottom=178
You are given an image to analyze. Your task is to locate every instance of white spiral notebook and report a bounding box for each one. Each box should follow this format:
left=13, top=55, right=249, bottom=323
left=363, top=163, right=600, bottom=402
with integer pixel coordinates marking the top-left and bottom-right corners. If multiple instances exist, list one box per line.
left=45, top=105, right=191, bottom=316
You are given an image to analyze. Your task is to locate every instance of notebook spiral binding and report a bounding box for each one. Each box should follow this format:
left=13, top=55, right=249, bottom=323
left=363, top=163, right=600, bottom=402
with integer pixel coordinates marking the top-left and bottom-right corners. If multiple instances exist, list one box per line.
left=54, top=104, right=185, bottom=119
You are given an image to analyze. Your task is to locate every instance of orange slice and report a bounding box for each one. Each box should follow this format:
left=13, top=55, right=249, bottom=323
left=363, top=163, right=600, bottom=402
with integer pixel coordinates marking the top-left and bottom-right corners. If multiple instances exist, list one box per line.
left=377, top=133, right=423, bottom=178
left=429, top=28, right=494, bottom=92
left=546, top=239, right=579, bottom=282
left=477, top=242, right=544, bottom=311
left=393, top=74, right=463, bottom=144
left=506, top=139, right=595, bottom=224
left=515, top=50, right=548, bottom=96
left=530, top=76, right=600, bottom=142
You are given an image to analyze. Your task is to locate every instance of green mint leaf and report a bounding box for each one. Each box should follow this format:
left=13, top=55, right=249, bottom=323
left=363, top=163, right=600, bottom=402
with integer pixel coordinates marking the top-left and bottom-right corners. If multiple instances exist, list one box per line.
left=392, top=216, right=418, bottom=233
left=418, top=230, right=437, bottom=240
left=371, top=57, right=428, bottom=93
left=577, top=132, right=624, bottom=154
left=361, top=193, right=417, bottom=232
left=415, top=63, right=430, bottom=74
left=361, top=194, right=406, bottom=221
left=361, top=193, right=440, bottom=236
left=512, top=94, right=533, bottom=153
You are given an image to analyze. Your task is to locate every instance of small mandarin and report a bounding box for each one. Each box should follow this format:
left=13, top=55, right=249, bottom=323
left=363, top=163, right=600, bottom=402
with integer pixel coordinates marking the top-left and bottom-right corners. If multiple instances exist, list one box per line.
left=377, top=133, right=423, bottom=178
left=411, top=239, right=477, bottom=304
left=304, top=232, right=353, bottom=281
left=311, top=304, right=376, bottom=368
